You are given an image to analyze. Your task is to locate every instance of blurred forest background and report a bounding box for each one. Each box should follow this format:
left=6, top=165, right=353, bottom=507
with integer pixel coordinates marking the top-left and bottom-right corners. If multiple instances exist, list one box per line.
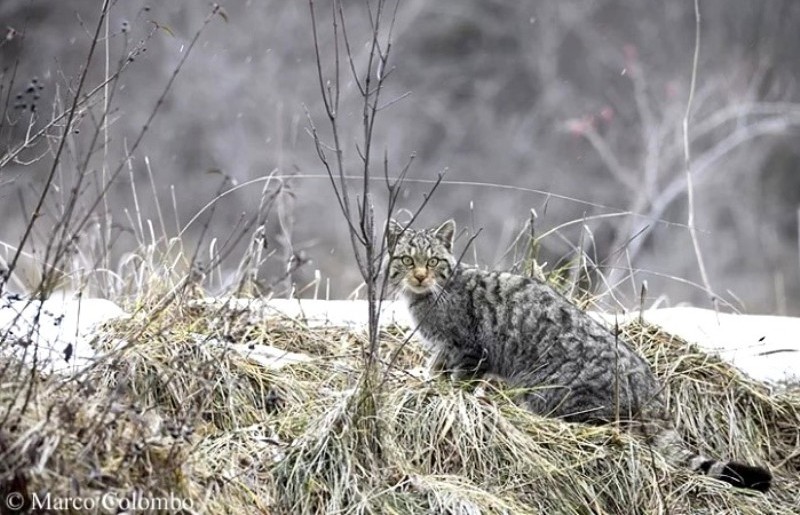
left=1, top=0, right=799, bottom=314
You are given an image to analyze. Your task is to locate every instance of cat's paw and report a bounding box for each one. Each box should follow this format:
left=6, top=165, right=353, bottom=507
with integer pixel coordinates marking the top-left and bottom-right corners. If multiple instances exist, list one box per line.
left=404, top=366, right=429, bottom=380
left=404, top=366, right=448, bottom=382
left=423, top=366, right=451, bottom=381
left=425, top=353, right=447, bottom=376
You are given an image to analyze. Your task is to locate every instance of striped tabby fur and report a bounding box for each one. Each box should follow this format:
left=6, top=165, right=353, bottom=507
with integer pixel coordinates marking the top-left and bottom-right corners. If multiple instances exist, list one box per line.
left=387, top=219, right=772, bottom=492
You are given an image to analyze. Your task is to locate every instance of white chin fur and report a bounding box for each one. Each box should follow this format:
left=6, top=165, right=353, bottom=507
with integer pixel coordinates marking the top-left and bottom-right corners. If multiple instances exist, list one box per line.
left=403, top=282, right=434, bottom=295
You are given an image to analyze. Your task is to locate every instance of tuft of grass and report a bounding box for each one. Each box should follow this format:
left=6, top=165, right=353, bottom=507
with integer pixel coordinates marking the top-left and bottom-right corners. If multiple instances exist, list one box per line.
left=1, top=297, right=799, bottom=514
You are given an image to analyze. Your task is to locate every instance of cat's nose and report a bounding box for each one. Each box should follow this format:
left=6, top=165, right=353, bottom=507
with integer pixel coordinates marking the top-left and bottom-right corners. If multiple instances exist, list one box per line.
left=413, top=268, right=427, bottom=282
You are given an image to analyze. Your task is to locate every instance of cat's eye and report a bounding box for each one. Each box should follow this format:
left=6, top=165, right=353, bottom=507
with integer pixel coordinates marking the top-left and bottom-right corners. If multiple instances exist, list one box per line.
left=427, top=257, right=439, bottom=267
left=401, top=256, right=414, bottom=266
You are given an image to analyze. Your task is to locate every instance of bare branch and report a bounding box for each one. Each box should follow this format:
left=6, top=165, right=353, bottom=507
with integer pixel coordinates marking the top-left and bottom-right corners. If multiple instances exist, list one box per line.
left=337, top=0, right=365, bottom=96
left=2, top=0, right=112, bottom=294
left=683, top=0, right=718, bottom=309
left=581, top=127, right=638, bottom=191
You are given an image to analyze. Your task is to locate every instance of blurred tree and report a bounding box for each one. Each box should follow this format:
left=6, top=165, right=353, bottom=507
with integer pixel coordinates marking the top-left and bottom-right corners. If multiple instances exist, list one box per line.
left=1, top=0, right=799, bottom=312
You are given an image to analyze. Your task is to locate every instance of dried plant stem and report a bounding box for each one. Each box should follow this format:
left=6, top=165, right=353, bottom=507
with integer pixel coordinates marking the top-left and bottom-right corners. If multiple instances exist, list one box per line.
left=683, top=0, right=718, bottom=311
left=1, top=0, right=111, bottom=294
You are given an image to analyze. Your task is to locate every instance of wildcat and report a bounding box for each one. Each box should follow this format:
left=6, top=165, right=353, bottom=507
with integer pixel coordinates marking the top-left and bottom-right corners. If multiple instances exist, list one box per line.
left=387, top=219, right=772, bottom=492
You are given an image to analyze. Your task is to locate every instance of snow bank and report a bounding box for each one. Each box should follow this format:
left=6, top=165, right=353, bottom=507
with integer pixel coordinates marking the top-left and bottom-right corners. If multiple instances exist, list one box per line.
left=0, top=293, right=126, bottom=375
left=188, top=298, right=412, bottom=327
left=592, top=307, right=800, bottom=384
left=2, top=295, right=798, bottom=384
left=192, top=299, right=800, bottom=384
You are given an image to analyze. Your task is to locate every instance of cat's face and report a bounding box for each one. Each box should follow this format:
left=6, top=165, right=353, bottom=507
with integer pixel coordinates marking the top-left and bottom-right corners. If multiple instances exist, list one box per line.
left=386, top=219, right=456, bottom=295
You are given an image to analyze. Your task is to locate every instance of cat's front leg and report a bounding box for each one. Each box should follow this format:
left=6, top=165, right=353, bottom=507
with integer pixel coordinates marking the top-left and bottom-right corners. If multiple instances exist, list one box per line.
left=446, top=344, right=490, bottom=382
left=425, top=349, right=449, bottom=379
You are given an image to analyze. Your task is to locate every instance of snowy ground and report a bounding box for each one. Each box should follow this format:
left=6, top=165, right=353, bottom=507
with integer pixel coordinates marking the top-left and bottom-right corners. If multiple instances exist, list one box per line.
left=0, top=293, right=126, bottom=375
left=591, top=307, right=800, bottom=385
left=1, top=295, right=798, bottom=384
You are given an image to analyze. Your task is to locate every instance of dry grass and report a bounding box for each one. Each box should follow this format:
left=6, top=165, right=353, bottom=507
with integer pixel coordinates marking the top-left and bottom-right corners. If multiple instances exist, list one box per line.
left=1, top=297, right=799, bottom=514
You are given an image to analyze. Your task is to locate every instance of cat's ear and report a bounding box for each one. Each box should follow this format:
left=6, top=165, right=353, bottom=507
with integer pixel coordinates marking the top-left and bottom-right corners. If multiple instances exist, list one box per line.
left=434, top=219, right=456, bottom=251
left=387, top=219, right=403, bottom=250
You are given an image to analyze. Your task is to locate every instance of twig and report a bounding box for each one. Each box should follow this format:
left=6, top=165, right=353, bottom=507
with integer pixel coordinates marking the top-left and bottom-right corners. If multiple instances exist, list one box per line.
left=1, top=0, right=112, bottom=294
left=682, top=0, right=718, bottom=311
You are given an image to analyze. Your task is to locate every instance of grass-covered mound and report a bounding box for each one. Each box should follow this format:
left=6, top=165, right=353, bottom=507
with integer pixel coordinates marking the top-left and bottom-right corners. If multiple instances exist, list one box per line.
left=1, top=299, right=798, bottom=514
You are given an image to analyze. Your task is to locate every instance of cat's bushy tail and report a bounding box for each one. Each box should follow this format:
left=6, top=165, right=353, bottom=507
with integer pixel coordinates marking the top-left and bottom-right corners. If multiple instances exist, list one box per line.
left=653, top=428, right=772, bottom=492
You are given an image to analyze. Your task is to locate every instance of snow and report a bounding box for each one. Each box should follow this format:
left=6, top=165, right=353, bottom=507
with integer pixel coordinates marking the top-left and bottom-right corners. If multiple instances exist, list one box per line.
left=206, top=337, right=313, bottom=369
left=2, top=295, right=798, bottom=384
left=592, top=307, right=800, bottom=384
left=187, top=298, right=412, bottom=327
left=0, top=293, right=126, bottom=375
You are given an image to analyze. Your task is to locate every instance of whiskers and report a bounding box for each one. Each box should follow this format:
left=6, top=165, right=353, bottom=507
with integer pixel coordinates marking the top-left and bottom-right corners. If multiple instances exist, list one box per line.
left=428, top=280, right=451, bottom=304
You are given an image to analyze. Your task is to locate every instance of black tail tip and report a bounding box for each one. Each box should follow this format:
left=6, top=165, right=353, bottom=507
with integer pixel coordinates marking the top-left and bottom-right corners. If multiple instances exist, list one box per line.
left=720, top=462, right=772, bottom=492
